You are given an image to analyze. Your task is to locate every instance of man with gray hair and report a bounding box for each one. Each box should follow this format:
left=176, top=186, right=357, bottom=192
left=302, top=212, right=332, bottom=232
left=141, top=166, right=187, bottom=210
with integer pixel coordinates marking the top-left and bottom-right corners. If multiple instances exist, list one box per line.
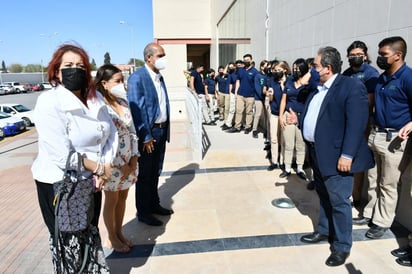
left=291, top=46, right=374, bottom=266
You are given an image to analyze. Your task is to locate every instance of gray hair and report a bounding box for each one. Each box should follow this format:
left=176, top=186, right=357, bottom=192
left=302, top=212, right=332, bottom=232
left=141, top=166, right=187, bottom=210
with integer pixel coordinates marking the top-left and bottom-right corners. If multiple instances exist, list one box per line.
left=318, top=46, right=342, bottom=74
left=143, top=43, right=157, bottom=61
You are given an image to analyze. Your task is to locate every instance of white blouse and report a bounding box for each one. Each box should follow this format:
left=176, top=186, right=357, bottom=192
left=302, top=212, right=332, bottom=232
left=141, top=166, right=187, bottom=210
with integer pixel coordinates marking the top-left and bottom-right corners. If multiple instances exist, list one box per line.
left=31, top=85, right=118, bottom=184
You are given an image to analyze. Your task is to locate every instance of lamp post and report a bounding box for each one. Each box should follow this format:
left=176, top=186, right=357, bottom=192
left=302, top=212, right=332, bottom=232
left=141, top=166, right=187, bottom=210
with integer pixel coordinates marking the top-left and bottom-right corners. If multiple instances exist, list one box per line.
left=40, top=32, right=58, bottom=82
left=119, top=20, right=136, bottom=71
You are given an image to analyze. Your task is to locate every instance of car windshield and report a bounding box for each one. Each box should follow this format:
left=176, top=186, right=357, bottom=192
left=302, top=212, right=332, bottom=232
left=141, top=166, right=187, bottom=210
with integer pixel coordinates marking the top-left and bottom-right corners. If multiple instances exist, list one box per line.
left=0, top=112, right=11, bottom=119
left=12, top=104, right=30, bottom=112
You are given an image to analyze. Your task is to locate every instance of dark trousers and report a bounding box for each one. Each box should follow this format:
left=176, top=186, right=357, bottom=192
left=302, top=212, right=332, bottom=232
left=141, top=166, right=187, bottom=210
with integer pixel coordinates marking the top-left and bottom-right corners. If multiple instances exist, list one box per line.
left=35, top=180, right=102, bottom=238
left=135, top=127, right=167, bottom=217
left=308, top=146, right=354, bottom=253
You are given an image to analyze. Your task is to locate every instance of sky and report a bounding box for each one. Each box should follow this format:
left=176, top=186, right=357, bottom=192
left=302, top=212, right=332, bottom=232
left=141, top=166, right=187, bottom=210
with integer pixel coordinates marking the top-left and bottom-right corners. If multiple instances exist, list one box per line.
left=0, top=0, right=154, bottom=67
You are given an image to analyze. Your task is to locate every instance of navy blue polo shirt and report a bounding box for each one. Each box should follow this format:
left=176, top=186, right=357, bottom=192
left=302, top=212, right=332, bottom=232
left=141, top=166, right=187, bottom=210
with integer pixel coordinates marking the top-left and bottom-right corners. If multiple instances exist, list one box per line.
left=215, top=75, right=228, bottom=94
left=190, top=70, right=205, bottom=94
left=343, top=63, right=379, bottom=93
left=205, top=77, right=216, bottom=95
left=283, top=77, right=307, bottom=114
left=374, top=63, right=412, bottom=129
left=269, top=79, right=283, bottom=115
left=254, top=72, right=267, bottom=100
left=237, top=67, right=258, bottom=97
left=226, top=72, right=237, bottom=93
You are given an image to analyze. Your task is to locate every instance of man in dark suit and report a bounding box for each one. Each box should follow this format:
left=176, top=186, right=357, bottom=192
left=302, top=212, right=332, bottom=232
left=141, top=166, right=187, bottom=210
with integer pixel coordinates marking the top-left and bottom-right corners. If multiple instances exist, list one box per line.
left=128, top=42, right=173, bottom=226
left=290, top=47, right=374, bottom=266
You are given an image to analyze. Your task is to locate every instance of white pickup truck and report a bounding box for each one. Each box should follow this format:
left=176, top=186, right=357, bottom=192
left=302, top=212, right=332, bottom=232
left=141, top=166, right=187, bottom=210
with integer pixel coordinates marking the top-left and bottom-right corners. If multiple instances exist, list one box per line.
left=3, top=82, right=29, bottom=93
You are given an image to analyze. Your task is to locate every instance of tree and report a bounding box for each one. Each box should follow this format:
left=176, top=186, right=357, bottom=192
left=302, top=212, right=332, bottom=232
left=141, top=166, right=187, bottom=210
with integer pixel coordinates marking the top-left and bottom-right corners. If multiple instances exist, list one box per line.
left=129, top=58, right=144, bottom=67
left=1, top=60, right=6, bottom=72
left=25, top=64, right=42, bottom=72
left=90, top=58, right=97, bottom=71
left=9, top=63, right=23, bottom=73
left=104, top=52, right=111, bottom=65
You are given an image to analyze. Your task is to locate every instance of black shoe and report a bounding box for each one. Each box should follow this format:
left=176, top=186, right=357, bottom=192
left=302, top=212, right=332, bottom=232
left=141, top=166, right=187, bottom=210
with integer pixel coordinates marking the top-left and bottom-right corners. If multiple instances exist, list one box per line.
left=307, top=181, right=315, bottom=190
left=244, top=128, right=252, bottom=134
left=279, top=170, right=291, bottom=178
left=226, top=127, right=241, bottom=133
left=366, top=224, right=388, bottom=239
left=391, top=246, right=412, bottom=257
left=296, top=171, right=308, bottom=181
left=352, top=216, right=371, bottom=226
left=252, top=131, right=258, bottom=138
left=138, top=214, right=163, bottom=226
left=203, top=121, right=216, bottom=125
left=325, top=250, right=350, bottom=267
left=153, top=206, right=174, bottom=216
left=396, top=254, right=412, bottom=267
left=267, top=163, right=279, bottom=171
left=300, top=232, right=329, bottom=243
left=221, top=124, right=230, bottom=130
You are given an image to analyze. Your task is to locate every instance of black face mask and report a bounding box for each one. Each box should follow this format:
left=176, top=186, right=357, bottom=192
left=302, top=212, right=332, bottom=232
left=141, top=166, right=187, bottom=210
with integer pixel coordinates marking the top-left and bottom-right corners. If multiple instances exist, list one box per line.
left=219, top=72, right=224, bottom=76
left=292, top=70, right=301, bottom=81
left=61, top=68, right=87, bottom=92
left=376, top=56, right=391, bottom=70
left=228, top=69, right=235, bottom=74
left=243, top=61, right=251, bottom=68
left=348, top=56, right=364, bottom=67
left=272, top=71, right=284, bottom=81
left=265, top=68, right=272, bottom=75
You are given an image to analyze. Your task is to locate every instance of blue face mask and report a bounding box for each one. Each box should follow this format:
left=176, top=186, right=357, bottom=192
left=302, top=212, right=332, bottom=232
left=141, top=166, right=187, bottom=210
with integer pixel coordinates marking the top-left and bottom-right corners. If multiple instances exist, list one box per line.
left=310, top=68, right=320, bottom=84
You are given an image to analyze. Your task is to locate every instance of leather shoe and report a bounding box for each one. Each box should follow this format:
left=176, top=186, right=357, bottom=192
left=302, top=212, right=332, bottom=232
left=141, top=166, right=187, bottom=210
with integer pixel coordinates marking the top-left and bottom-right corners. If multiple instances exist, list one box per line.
left=226, top=127, right=241, bottom=133
left=300, top=232, right=329, bottom=243
left=297, top=171, right=308, bottom=181
left=366, top=224, right=388, bottom=239
left=396, top=254, right=412, bottom=267
left=221, top=124, right=230, bottom=130
left=326, top=250, right=350, bottom=266
left=279, top=170, right=291, bottom=178
left=244, top=128, right=252, bottom=134
left=138, top=214, right=163, bottom=226
left=306, top=181, right=315, bottom=190
left=391, top=246, right=412, bottom=257
left=267, top=163, right=279, bottom=171
left=352, top=216, right=371, bottom=226
left=153, top=206, right=174, bottom=216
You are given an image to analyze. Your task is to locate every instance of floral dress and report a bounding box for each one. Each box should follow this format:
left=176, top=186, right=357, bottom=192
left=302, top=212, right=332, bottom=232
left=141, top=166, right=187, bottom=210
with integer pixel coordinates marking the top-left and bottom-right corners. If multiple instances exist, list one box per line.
left=105, top=98, right=139, bottom=191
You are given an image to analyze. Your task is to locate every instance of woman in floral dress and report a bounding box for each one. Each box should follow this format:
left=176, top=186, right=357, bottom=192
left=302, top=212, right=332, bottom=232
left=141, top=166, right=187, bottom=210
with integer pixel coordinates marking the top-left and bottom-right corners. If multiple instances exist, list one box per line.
left=95, top=64, right=139, bottom=253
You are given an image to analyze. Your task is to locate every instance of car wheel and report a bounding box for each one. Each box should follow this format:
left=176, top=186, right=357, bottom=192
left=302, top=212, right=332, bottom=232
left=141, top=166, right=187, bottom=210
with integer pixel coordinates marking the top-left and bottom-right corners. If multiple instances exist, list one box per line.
left=0, top=128, right=5, bottom=140
left=22, top=117, right=31, bottom=127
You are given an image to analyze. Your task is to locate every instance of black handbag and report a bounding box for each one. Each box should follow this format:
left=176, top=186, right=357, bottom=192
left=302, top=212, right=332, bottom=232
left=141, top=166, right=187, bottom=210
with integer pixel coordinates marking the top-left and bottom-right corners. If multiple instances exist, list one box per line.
left=53, top=151, right=94, bottom=233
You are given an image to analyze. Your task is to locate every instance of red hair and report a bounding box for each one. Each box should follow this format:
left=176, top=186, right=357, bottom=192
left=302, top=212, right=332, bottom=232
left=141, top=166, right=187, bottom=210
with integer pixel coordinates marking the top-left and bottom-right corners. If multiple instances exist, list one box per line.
left=47, top=43, right=96, bottom=97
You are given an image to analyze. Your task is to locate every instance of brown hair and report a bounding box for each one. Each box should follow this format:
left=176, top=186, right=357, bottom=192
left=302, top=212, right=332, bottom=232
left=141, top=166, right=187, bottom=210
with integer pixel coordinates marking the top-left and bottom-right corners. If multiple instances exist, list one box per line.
left=47, top=43, right=96, bottom=98
left=94, top=64, right=122, bottom=106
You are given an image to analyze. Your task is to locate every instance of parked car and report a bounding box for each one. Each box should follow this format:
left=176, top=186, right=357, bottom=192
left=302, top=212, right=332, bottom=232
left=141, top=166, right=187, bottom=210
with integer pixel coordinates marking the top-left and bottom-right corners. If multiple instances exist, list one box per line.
left=29, top=83, right=43, bottom=91
left=39, top=82, right=52, bottom=89
left=0, top=127, right=4, bottom=140
left=0, top=87, right=5, bottom=95
left=0, top=111, right=26, bottom=136
left=0, top=84, right=15, bottom=94
left=0, top=103, right=34, bottom=127
left=3, top=82, right=29, bottom=93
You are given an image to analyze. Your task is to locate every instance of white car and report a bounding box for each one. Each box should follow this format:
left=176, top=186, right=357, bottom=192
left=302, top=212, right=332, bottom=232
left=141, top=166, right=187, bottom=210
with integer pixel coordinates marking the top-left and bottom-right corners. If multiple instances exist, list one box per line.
left=40, top=82, right=53, bottom=89
left=0, top=103, right=35, bottom=127
left=0, top=84, right=15, bottom=94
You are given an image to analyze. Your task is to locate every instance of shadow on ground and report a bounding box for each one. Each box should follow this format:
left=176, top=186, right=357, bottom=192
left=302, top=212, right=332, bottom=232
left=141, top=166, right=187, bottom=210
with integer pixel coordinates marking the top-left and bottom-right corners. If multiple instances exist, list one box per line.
left=106, top=163, right=198, bottom=273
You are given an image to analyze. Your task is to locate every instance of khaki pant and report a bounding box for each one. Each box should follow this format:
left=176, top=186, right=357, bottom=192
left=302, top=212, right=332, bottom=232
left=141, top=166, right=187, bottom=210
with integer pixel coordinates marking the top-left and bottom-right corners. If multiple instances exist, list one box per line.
left=219, top=93, right=230, bottom=121
left=281, top=112, right=305, bottom=171
left=199, top=94, right=212, bottom=123
left=365, top=129, right=407, bottom=227
left=253, top=100, right=265, bottom=132
left=269, top=114, right=284, bottom=164
left=225, top=93, right=236, bottom=127
left=234, top=95, right=255, bottom=130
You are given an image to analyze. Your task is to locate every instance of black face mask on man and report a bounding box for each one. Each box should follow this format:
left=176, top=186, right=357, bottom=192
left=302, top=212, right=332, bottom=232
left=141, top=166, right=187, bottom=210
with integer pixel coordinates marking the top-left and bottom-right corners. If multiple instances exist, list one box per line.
left=348, top=56, right=364, bottom=67
left=243, top=61, right=251, bottom=68
left=376, top=56, right=391, bottom=70
left=61, top=68, right=88, bottom=92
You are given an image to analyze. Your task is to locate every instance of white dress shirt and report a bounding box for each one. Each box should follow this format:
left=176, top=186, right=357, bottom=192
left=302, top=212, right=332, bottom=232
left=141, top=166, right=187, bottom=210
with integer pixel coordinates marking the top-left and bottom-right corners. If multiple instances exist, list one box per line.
left=31, top=86, right=118, bottom=184
left=145, top=64, right=167, bottom=123
left=303, top=74, right=338, bottom=142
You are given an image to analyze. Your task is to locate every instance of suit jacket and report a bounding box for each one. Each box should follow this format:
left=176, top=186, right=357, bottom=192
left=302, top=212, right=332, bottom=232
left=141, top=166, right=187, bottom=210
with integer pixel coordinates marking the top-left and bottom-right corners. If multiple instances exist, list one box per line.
left=127, top=66, right=170, bottom=143
left=301, top=74, right=374, bottom=177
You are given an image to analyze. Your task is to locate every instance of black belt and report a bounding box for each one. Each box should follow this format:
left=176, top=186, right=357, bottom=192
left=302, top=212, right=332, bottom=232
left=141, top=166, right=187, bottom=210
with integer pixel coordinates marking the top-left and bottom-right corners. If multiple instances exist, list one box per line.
left=153, top=122, right=168, bottom=129
left=306, top=141, right=315, bottom=147
left=374, top=126, right=398, bottom=142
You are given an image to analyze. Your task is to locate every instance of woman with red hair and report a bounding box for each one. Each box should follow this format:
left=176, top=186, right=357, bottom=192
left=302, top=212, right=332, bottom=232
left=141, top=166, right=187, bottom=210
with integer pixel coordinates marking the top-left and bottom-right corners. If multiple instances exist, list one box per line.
left=32, top=43, right=118, bottom=273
